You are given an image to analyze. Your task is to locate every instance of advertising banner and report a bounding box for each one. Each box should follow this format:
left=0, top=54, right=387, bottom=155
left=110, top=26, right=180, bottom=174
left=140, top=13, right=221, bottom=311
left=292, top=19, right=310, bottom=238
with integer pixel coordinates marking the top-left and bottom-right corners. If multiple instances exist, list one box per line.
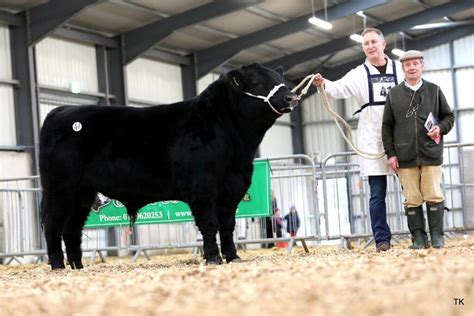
left=84, top=160, right=271, bottom=228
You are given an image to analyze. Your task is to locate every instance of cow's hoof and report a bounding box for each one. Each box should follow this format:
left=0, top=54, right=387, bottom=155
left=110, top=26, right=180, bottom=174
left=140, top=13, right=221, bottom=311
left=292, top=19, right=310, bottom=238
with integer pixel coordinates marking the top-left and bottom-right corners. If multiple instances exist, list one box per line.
left=205, top=255, right=223, bottom=265
left=68, top=260, right=84, bottom=270
left=227, top=257, right=242, bottom=263
left=225, top=254, right=242, bottom=263
left=51, top=262, right=66, bottom=270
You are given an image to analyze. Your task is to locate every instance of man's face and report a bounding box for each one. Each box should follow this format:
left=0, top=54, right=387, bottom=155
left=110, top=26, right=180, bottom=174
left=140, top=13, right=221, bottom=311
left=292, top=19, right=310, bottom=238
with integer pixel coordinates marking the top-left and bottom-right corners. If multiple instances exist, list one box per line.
left=402, top=58, right=424, bottom=82
left=362, top=31, right=386, bottom=62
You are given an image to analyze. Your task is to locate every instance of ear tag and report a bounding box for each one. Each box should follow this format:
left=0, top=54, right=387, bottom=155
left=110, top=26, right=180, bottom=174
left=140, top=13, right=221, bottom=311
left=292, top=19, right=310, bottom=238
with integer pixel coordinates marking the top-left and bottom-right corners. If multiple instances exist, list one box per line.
left=232, top=77, right=240, bottom=87
left=72, top=122, right=82, bottom=132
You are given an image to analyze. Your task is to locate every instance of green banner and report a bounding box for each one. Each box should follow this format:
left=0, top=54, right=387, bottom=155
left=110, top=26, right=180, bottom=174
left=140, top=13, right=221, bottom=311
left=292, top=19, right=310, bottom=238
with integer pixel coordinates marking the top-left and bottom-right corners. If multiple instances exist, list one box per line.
left=84, top=160, right=271, bottom=228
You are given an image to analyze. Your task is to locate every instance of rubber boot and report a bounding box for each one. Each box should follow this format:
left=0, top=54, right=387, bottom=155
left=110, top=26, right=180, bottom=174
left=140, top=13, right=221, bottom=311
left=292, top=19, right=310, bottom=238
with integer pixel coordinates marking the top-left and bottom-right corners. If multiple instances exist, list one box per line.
left=406, top=206, right=427, bottom=249
left=427, top=202, right=445, bottom=248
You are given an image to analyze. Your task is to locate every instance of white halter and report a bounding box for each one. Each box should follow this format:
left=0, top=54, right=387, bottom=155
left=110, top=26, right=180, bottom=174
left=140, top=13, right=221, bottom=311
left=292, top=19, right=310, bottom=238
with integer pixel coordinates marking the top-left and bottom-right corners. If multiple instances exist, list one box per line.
left=233, top=77, right=286, bottom=116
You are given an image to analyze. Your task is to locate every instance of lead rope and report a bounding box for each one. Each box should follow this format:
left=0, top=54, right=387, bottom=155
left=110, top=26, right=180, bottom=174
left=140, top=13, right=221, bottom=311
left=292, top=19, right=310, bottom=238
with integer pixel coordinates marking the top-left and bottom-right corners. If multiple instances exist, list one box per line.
left=292, top=74, right=386, bottom=160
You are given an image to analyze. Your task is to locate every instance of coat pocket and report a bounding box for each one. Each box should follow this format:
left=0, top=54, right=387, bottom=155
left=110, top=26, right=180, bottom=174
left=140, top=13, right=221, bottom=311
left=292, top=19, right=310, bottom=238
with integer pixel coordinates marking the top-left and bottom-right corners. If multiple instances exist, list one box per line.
left=395, top=142, right=414, bottom=162
left=424, top=140, right=443, bottom=157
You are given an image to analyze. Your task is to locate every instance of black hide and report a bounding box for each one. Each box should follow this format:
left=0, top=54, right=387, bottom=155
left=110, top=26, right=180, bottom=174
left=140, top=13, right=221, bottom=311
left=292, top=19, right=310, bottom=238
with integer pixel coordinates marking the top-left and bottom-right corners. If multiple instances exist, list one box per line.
left=39, top=63, right=298, bottom=269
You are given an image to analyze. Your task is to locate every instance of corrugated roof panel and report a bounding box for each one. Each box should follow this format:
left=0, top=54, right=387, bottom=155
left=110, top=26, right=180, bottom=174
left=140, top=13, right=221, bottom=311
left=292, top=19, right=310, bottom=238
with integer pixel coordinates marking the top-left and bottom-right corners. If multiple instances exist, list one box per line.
left=131, top=0, right=211, bottom=15
left=201, top=10, right=277, bottom=36
left=72, top=2, right=160, bottom=34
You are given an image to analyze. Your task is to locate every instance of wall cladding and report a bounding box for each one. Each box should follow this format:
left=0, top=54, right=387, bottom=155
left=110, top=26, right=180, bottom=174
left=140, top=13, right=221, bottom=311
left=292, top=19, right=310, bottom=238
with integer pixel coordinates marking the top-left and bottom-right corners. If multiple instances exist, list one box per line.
left=0, top=25, right=15, bottom=146
left=127, top=58, right=183, bottom=105
left=36, top=37, right=99, bottom=93
left=0, top=86, right=16, bottom=146
left=0, top=25, right=12, bottom=79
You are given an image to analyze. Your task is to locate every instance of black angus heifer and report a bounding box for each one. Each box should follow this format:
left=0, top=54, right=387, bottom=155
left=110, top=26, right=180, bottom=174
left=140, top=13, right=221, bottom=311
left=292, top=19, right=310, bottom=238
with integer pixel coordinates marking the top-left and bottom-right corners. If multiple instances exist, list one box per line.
left=39, top=63, right=299, bottom=270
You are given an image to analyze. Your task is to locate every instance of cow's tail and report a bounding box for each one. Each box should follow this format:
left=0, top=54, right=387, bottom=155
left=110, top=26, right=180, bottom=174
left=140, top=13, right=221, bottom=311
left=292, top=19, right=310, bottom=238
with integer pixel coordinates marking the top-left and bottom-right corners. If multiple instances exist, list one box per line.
left=39, top=108, right=66, bottom=176
left=39, top=196, right=46, bottom=230
left=39, top=135, right=51, bottom=176
left=39, top=108, right=68, bottom=230
left=40, top=196, right=46, bottom=231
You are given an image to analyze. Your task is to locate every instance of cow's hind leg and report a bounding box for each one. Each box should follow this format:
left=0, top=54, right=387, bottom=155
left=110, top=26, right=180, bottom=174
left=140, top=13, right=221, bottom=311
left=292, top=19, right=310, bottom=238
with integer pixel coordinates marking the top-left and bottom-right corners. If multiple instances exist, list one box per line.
left=42, top=193, right=73, bottom=269
left=217, top=205, right=241, bottom=263
left=63, top=191, right=95, bottom=269
left=191, top=202, right=222, bottom=264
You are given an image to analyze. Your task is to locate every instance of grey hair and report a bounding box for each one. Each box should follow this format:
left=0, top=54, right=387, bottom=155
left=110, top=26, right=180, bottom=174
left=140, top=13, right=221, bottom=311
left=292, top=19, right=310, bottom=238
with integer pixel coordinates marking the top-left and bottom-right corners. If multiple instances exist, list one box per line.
left=361, top=27, right=384, bottom=41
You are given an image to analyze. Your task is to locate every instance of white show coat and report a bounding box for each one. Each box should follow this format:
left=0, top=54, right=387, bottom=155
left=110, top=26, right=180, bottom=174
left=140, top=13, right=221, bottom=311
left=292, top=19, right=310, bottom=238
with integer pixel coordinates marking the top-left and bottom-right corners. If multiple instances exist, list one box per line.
left=324, top=57, right=404, bottom=177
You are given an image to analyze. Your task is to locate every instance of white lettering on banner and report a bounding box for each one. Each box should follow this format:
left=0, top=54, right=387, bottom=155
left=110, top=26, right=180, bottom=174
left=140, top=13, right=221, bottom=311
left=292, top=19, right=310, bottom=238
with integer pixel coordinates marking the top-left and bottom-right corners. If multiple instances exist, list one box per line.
left=136, top=211, right=163, bottom=220
left=161, top=200, right=180, bottom=205
left=99, top=214, right=122, bottom=222
left=175, top=211, right=192, bottom=217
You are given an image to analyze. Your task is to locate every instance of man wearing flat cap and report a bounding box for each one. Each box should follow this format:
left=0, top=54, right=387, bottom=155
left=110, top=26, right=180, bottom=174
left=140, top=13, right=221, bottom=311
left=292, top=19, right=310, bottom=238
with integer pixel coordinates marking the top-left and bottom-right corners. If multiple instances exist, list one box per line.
left=382, top=50, right=454, bottom=249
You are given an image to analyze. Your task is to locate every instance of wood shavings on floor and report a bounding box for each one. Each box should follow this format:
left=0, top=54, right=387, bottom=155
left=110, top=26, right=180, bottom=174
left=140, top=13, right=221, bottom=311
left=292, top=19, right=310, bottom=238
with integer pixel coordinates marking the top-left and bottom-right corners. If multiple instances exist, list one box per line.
left=0, top=237, right=472, bottom=315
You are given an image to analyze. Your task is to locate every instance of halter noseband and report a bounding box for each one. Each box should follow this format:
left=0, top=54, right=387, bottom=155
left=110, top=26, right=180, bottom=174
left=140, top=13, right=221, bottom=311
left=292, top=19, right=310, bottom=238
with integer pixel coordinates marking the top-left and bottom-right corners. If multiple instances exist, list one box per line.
left=233, top=77, right=286, bottom=116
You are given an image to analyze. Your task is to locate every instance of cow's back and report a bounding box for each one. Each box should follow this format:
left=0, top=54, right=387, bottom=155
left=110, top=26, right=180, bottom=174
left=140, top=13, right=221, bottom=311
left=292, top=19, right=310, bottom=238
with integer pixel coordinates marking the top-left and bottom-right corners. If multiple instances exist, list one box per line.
left=38, top=102, right=213, bottom=200
left=40, top=105, right=159, bottom=189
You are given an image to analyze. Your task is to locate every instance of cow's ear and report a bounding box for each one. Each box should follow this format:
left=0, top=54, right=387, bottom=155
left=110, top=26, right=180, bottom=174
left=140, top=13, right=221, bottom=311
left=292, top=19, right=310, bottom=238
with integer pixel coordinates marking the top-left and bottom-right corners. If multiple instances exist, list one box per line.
left=274, top=66, right=284, bottom=77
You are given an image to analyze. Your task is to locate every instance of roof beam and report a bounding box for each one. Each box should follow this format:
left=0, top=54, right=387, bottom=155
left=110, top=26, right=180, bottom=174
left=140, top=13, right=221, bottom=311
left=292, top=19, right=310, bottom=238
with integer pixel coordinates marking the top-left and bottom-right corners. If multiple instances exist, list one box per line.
left=401, top=25, right=474, bottom=55
left=24, top=0, right=99, bottom=46
left=264, top=0, right=474, bottom=71
left=0, top=10, right=23, bottom=26
left=196, top=0, right=387, bottom=78
left=54, top=27, right=118, bottom=48
left=357, top=10, right=414, bottom=39
left=411, top=19, right=474, bottom=30
left=123, top=0, right=262, bottom=65
left=51, top=26, right=191, bottom=66
left=143, top=49, right=190, bottom=66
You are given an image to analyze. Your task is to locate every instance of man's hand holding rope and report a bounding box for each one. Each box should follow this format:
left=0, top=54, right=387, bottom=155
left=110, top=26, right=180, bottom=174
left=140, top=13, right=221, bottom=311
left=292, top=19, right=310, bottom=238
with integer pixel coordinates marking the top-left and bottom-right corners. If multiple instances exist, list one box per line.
left=289, top=72, right=387, bottom=160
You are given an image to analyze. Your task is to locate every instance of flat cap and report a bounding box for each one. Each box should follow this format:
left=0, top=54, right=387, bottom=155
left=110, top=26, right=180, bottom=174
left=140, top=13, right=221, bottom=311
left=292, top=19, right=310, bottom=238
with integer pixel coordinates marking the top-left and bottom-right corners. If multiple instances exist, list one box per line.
left=400, top=50, right=424, bottom=62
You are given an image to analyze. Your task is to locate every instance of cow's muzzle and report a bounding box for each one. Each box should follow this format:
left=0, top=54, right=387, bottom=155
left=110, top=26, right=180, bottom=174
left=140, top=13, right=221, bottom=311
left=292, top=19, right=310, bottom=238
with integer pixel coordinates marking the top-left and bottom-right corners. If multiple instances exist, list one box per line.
left=280, top=93, right=300, bottom=113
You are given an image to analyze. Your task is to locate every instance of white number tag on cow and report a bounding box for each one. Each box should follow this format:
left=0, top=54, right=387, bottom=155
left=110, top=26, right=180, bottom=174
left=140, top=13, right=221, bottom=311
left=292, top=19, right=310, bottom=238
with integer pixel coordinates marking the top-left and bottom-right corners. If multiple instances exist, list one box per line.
left=72, top=122, right=82, bottom=132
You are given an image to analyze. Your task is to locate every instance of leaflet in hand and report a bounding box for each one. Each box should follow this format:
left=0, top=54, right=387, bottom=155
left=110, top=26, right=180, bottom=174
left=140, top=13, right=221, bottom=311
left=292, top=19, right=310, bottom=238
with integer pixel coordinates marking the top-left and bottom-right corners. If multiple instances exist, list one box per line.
left=424, top=112, right=440, bottom=144
left=424, top=112, right=438, bottom=130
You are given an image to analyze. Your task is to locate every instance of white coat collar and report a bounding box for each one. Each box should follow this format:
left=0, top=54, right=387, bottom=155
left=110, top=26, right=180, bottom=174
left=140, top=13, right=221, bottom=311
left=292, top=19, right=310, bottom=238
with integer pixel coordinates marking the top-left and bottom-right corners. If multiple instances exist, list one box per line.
left=364, top=55, right=394, bottom=74
left=404, top=79, right=423, bottom=91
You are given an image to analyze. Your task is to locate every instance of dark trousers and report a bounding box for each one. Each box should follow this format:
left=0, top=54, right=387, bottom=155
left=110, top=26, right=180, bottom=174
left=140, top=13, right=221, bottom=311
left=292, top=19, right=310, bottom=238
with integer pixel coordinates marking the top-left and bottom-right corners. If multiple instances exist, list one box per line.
left=264, top=217, right=274, bottom=248
left=368, top=175, right=391, bottom=244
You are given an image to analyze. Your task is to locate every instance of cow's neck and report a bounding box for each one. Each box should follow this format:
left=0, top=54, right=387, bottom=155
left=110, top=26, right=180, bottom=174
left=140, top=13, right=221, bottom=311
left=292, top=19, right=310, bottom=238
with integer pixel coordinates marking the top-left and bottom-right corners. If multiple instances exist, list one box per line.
left=200, top=79, right=279, bottom=154
left=233, top=102, right=278, bottom=149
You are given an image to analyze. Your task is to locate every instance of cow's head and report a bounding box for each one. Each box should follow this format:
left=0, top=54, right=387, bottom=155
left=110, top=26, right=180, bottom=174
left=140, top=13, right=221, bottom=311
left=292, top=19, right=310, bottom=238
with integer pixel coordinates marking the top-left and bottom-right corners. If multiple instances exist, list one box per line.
left=228, top=63, right=299, bottom=116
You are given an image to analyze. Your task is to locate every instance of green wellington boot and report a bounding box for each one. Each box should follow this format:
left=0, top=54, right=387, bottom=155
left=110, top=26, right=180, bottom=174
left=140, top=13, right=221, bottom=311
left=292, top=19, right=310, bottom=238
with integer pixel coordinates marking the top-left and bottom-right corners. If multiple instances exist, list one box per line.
left=427, top=202, right=445, bottom=248
left=406, top=206, right=427, bottom=249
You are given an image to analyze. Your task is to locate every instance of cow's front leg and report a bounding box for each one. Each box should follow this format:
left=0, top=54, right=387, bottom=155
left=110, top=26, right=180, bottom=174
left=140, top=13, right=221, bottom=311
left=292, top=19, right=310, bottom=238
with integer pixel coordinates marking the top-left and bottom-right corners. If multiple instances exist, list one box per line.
left=217, top=206, right=241, bottom=263
left=192, top=205, right=222, bottom=264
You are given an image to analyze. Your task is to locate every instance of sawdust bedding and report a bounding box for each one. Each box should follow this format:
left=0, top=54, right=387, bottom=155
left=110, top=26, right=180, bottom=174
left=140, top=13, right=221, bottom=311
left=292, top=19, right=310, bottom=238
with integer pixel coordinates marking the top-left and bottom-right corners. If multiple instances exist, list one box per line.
left=0, top=237, right=472, bottom=316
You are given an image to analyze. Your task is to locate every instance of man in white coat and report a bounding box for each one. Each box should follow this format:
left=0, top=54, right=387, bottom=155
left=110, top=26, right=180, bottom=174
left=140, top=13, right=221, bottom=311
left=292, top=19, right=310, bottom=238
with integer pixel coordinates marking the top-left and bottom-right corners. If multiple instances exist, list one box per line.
left=313, top=28, right=404, bottom=252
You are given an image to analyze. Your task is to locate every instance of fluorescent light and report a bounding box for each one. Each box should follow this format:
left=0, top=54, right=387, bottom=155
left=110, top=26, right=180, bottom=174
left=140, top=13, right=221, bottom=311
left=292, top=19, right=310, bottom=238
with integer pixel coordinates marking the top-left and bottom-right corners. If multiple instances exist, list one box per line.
left=350, top=33, right=363, bottom=43
left=308, top=16, right=333, bottom=30
left=391, top=48, right=405, bottom=57
left=411, top=20, right=474, bottom=30
left=356, top=11, right=365, bottom=17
